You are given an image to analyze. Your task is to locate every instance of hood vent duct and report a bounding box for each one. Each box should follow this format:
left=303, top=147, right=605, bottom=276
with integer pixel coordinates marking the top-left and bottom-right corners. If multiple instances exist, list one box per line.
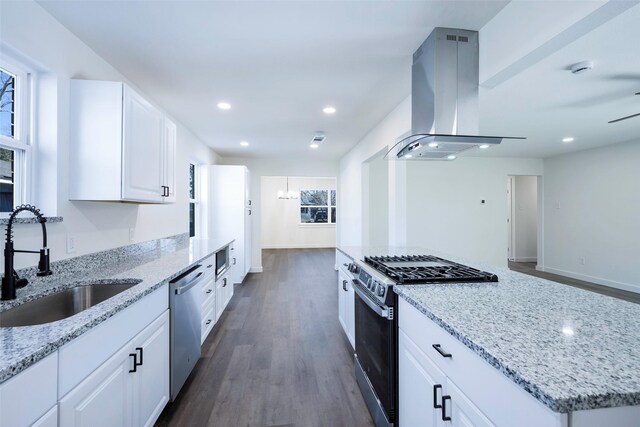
left=385, top=28, right=524, bottom=161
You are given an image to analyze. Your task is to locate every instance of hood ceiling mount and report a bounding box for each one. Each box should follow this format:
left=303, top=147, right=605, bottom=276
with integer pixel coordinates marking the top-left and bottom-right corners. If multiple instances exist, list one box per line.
left=385, top=27, right=524, bottom=161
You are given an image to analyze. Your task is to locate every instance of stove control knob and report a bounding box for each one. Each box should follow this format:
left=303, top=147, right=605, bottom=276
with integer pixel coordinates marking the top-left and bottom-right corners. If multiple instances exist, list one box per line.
left=347, top=263, right=359, bottom=274
left=377, top=286, right=385, bottom=297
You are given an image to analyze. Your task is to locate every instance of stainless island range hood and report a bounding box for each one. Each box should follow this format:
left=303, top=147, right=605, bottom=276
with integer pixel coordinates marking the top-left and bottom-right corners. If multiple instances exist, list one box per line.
left=385, top=28, right=524, bottom=161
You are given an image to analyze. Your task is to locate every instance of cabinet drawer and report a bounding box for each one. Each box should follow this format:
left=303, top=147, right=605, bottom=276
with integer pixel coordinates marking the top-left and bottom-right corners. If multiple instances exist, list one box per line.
left=336, top=249, right=353, bottom=272
left=59, top=284, right=168, bottom=398
left=201, top=305, right=215, bottom=344
left=0, top=353, right=58, bottom=427
left=398, top=298, right=562, bottom=427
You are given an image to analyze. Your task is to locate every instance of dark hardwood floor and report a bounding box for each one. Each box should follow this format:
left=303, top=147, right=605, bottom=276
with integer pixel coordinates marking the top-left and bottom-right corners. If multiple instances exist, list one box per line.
left=508, top=261, right=640, bottom=304
left=156, top=248, right=374, bottom=427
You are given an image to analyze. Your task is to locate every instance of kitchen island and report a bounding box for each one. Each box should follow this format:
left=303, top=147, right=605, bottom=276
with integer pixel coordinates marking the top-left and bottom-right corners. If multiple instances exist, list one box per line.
left=338, top=246, right=640, bottom=427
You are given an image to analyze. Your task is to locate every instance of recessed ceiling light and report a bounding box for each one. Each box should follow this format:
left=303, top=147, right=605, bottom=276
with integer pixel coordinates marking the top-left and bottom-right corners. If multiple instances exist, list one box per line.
left=240, top=141, right=249, bottom=147
left=447, top=155, right=457, bottom=160
left=562, top=137, right=574, bottom=143
left=562, top=326, right=575, bottom=336
left=404, top=154, right=413, bottom=159
left=428, top=142, right=439, bottom=148
left=310, top=143, right=319, bottom=149
left=323, top=106, right=336, bottom=114
left=217, top=102, right=231, bottom=110
left=479, top=144, right=490, bottom=149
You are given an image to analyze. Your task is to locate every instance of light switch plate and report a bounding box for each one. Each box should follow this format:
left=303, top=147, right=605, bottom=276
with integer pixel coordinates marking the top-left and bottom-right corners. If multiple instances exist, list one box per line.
left=67, top=234, right=76, bottom=253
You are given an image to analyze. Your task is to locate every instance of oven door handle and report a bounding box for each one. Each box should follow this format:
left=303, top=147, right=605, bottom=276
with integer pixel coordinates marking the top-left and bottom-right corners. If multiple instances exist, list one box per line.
left=353, top=284, right=390, bottom=319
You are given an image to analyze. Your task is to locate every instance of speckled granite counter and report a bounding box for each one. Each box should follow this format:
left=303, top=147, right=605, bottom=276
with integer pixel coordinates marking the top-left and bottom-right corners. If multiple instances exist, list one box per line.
left=338, top=246, right=640, bottom=413
left=0, top=234, right=235, bottom=384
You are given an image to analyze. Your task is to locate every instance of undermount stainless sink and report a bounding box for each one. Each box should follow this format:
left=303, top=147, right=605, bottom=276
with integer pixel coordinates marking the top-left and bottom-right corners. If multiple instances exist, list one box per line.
left=0, top=283, right=137, bottom=327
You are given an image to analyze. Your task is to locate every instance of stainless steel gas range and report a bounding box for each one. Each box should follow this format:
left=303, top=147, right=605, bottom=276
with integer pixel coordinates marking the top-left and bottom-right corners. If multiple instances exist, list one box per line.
left=346, top=255, right=497, bottom=427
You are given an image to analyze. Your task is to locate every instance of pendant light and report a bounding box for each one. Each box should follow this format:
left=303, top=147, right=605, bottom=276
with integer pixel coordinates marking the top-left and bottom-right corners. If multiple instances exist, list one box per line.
left=277, top=176, right=299, bottom=199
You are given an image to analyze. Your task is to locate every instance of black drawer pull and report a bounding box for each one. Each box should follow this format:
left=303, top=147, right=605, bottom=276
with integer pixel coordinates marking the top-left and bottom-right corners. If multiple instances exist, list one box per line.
left=206, top=319, right=212, bottom=325
left=129, top=353, right=138, bottom=373
left=342, top=280, right=348, bottom=291
left=207, top=264, right=213, bottom=268
left=433, top=384, right=442, bottom=408
left=206, top=289, right=213, bottom=294
left=432, top=344, right=452, bottom=358
left=441, top=395, right=451, bottom=421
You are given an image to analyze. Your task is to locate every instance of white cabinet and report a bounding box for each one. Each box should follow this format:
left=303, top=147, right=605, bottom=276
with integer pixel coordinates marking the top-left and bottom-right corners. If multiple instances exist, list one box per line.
left=0, top=353, right=58, bottom=427
left=31, top=406, right=58, bottom=427
left=399, top=330, right=447, bottom=427
left=69, top=79, right=175, bottom=203
left=215, top=274, right=232, bottom=321
left=208, top=165, right=252, bottom=284
left=59, top=311, right=169, bottom=427
left=161, top=118, right=177, bottom=203
left=446, top=380, right=495, bottom=427
left=337, top=266, right=355, bottom=349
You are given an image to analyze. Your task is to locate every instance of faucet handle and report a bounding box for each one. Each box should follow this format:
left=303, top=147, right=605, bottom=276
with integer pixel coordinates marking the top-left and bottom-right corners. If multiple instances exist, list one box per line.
left=37, top=248, right=53, bottom=277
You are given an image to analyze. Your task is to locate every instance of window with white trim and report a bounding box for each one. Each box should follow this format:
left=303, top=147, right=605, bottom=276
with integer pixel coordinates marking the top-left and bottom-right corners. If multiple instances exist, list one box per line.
left=189, top=163, right=197, bottom=237
left=300, top=189, right=336, bottom=224
left=0, top=57, right=32, bottom=213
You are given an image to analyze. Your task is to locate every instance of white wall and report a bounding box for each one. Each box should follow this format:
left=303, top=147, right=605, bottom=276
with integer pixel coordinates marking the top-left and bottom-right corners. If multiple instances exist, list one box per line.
left=339, top=96, right=411, bottom=248
left=542, top=140, right=640, bottom=292
left=405, top=158, right=543, bottom=267
left=219, top=157, right=338, bottom=271
left=363, top=153, right=389, bottom=248
left=1, top=1, right=219, bottom=269
left=260, top=176, right=336, bottom=249
left=512, top=175, right=538, bottom=262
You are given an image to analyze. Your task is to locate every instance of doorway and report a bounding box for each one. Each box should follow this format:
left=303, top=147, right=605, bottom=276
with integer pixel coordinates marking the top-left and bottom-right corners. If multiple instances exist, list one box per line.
left=507, top=176, right=540, bottom=270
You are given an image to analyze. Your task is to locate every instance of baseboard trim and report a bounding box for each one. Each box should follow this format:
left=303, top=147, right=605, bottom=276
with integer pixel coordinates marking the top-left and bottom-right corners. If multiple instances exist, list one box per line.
left=513, top=257, right=537, bottom=263
left=262, top=244, right=336, bottom=249
left=542, top=266, right=639, bottom=294
left=249, top=267, right=263, bottom=273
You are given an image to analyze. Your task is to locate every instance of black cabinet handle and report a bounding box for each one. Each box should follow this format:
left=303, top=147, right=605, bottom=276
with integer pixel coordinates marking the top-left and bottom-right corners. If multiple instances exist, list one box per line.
left=248, top=209, right=252, bottom=215
left=433, top=384, right=442, bottom=408
left=206, top=319, right=212, bottom=325
left=136, top=347, right=143, bottom=366
left=206, top=289, right=212, bottom=294
left=441, top=395, right=452, bottom=421
left=223, top=278, right=227, bottom=287
left=207, top=264, right=213, bottom=268
left=432, top=344, right=452, bottom=358
left=129, top=353, right=138, bottom=373
left=248, top=200, right=252, bottom=206
left=342, top=280, right=348, bottom=291
left=161, top=186, right=169, bottom=197
left=233, top=258, right=236, bottom=265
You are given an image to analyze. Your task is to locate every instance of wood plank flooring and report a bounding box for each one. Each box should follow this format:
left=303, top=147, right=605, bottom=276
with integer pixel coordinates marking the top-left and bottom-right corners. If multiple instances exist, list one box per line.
left=156, top=248, right=374, bottom=427
left=508, top=261, right=640, bottom=304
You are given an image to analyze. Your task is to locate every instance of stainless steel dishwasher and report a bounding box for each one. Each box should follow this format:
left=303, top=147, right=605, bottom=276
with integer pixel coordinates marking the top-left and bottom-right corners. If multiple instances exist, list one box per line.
left=169, top=264, right=204, bottom=401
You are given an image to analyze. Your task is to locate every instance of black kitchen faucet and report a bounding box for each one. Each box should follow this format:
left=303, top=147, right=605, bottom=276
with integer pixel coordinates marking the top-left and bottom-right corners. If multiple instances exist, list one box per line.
left=1, top=204, right=53, bottom=301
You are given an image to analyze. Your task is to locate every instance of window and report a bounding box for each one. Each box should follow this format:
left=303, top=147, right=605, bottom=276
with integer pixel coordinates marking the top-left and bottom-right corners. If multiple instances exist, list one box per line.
left=188, top=163, right=197, bottom=237
left=300, top=189, right=337, bottom=224
left=0, top=58, right=31, bottom=213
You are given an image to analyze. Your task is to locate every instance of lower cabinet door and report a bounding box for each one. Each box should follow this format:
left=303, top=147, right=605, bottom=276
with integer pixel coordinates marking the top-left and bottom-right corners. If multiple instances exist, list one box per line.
left=59, top=344, right=134, bottom=427
left=337, top=269, right=349, bottom=341
left=345, top=278, right=355, bottom=349
left=133, top=311, right=170, bottom=427
left=446, top=379, right=495, bottom=427
left=32, top=406, right=58, bottom=427
left=399, top=330, right=447, bottom=427
left=216, top=277, right=225, bottom=321
left=225, top=274, right=233, bottom=306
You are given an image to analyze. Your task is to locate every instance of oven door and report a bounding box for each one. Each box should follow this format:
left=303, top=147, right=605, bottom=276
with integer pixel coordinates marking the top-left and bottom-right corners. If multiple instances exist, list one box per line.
left=353, top=284, right=397, bottom=426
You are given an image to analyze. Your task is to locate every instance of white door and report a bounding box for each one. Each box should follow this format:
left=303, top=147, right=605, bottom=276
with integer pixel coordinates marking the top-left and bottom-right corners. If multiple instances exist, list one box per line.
left=122, top=86, right=164, bottom=202
left=59, top=345, right=133, bottom=427
left=133, top=312, right=170, bottom=427
left=162, top=118, right=177, bottom=203
left=446, top=379, right=496, bottom=427
left=399, top=330, right=447, bottom=427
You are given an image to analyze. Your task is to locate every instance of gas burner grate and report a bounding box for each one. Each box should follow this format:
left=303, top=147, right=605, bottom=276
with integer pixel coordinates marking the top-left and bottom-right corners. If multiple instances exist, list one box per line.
left=364, top=255, right=498, bottom=284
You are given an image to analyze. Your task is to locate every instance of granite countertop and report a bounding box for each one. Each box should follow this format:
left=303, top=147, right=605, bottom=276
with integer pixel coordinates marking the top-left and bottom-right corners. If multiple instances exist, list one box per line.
left=337, top=246, right=640, bottom=413
left=0, top=236, right=234, bottom=384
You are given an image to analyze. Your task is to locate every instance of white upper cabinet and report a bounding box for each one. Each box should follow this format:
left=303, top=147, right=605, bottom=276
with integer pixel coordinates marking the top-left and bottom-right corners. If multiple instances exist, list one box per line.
left=69, top=80, right=176, bottom=203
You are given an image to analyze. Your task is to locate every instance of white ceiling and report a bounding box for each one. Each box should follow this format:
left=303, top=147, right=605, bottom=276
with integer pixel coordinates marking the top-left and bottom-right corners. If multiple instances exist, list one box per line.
left=37, top=0, right=640, bottom=161
left=37, top=0, right=508, bottom=160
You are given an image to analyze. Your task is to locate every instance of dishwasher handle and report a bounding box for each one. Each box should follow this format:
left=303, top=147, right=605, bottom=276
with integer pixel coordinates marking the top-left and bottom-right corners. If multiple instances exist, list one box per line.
left=174, top=272, right=203, bottom=294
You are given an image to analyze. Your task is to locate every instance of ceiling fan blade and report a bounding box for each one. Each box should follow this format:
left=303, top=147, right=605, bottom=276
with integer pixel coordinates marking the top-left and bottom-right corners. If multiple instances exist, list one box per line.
left=609, top=112, right=640, bottom=124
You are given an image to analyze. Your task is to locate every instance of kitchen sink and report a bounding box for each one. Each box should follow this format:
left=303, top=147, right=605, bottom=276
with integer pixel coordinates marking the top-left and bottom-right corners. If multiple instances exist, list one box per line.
left=0, top=283, right=137, bottom=327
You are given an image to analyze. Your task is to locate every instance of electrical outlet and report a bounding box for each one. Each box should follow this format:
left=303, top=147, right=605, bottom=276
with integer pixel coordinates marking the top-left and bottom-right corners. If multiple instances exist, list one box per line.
left=579, top=257, right=586, bottom=266
left=129, top=228, right=135, bottom=242
left=67, top=234, right=77, bottom=253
